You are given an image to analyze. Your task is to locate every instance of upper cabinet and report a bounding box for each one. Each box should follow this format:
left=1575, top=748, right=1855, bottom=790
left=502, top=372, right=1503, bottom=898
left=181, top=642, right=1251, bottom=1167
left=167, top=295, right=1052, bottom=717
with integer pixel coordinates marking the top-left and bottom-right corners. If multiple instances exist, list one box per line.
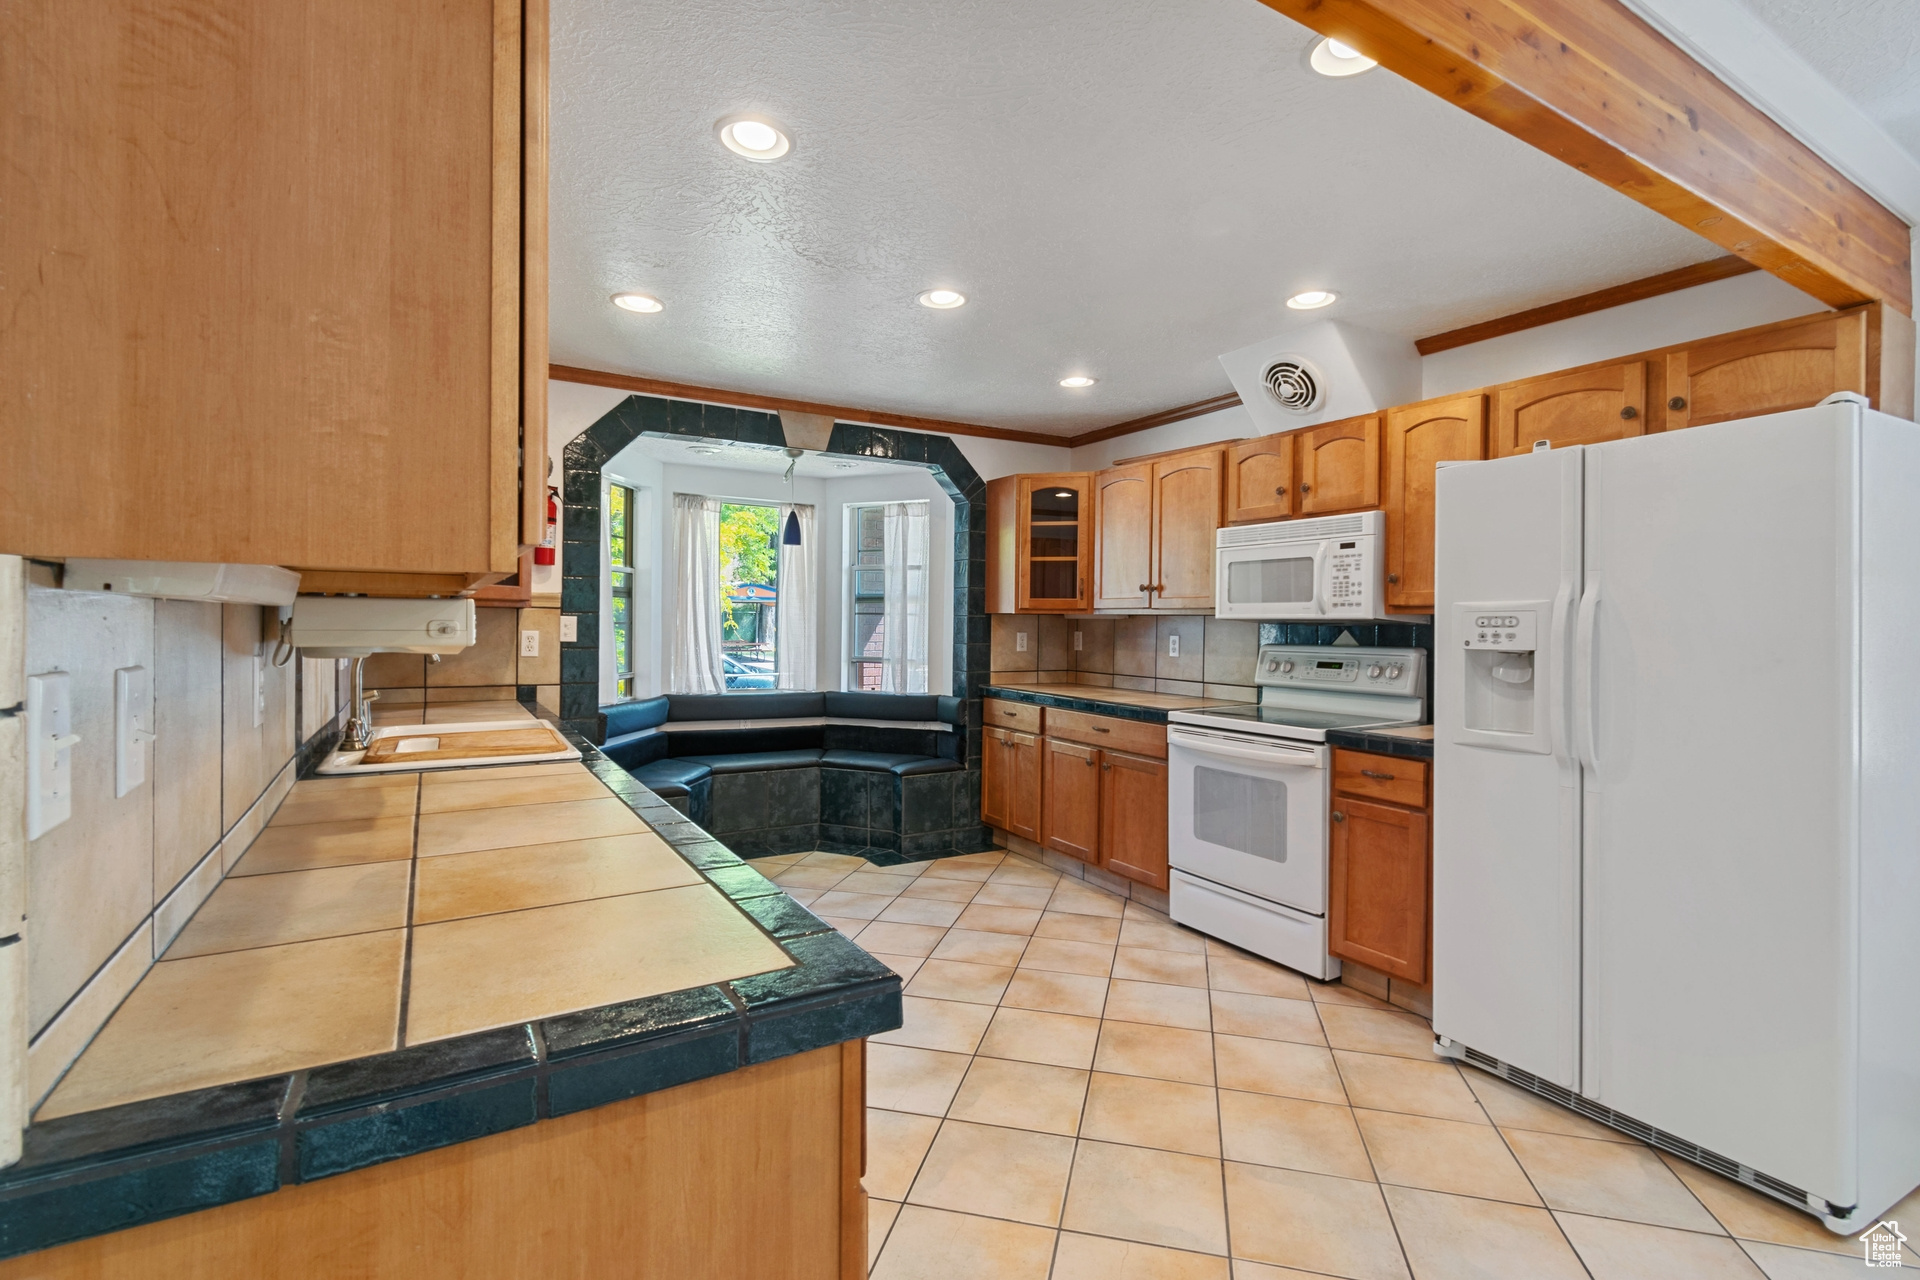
left=1296, top=415, right=1382, bottom=515
left=1492, top=362, right=1648, bottom=456
left=1094, top=448, right=1224, bottom=610
left=1225, top=436, right=1296, bottom=524
left=0, top=0, right=548, bottom=591
left=1385, top=395, right=1486, bottom=612
left=985, top=473, right=1092, bottom=612
left=1665, top=309, right=1867, bottom=430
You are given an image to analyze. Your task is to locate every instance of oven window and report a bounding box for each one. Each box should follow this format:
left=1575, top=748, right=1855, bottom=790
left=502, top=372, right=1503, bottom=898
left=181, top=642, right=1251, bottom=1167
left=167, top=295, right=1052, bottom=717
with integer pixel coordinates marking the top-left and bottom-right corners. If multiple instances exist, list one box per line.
left=1193, top=766, right=1288, bottom=862
left=1226, top=554, right=1316, bottom=605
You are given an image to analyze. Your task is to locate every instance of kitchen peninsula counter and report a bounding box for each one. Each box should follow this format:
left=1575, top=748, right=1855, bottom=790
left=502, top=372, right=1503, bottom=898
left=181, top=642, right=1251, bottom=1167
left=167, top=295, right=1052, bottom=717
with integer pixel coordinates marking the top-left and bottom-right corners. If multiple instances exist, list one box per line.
left=982, top=682, right=1250, bottom=724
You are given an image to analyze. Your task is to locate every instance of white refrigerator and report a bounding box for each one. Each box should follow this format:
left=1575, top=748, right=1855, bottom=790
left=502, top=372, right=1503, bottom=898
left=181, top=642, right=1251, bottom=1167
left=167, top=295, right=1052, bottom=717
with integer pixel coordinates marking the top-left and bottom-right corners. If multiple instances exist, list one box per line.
left=1431, top=396, right=1920, bottom=1233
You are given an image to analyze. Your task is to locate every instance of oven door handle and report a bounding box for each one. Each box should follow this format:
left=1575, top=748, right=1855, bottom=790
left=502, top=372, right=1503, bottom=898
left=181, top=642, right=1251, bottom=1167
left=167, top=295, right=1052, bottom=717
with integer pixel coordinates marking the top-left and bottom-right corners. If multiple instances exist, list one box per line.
left=1168, top=728, right=1326, bottom=769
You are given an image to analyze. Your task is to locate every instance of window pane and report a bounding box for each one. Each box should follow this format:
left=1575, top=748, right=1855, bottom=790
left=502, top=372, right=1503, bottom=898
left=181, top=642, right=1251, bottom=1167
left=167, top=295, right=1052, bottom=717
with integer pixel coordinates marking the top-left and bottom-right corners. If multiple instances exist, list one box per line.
left=857, top=505, right=884, bottom=552
left=719, top=502, right=780, bottom=688
left=608, top=485, right=630, bottom=567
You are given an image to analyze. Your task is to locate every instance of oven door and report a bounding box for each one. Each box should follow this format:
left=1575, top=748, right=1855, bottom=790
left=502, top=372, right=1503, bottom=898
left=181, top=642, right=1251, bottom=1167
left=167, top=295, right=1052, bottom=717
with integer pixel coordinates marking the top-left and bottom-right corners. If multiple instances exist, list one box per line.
left=1166, top=725, right=1330, bottom=914
left=1215, top=539, right=1326, bottom=619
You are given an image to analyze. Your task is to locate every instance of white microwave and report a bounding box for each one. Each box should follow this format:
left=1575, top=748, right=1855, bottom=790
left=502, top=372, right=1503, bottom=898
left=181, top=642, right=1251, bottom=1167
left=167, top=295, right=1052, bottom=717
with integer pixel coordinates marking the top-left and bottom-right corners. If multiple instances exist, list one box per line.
left=1214, top=510, right=1385, bottom=620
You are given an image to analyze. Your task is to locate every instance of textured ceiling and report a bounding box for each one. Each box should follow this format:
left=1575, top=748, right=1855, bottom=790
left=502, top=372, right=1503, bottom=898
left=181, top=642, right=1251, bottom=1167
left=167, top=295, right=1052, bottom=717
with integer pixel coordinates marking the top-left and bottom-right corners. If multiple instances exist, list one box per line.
left=1728, top=0, right=1920, bottom=161
left=550, top=0, right=1720, bottom=435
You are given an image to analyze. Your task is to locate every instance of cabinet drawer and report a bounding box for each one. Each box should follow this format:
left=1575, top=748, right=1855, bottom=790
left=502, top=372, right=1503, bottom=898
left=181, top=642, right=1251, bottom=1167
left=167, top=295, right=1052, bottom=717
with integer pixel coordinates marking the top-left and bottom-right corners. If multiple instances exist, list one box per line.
left=984, top=698, right=1042, bottom=734
left=1046, top=709, right=1166, bottom=759
left=1332, top=750, right=1428, bottom=808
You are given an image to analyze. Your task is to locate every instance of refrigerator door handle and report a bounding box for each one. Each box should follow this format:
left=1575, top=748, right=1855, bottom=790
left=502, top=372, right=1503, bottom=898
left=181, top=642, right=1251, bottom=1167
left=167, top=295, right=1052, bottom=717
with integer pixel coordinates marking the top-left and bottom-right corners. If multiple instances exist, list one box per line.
left=1548, top=581, right=1575, bottom=763
left=1574, top=579, right=1601, bottom=773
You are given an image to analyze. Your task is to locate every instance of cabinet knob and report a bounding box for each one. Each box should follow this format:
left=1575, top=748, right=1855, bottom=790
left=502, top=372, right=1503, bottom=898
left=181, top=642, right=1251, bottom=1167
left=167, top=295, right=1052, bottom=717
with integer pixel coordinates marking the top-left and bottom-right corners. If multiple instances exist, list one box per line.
left=1620, top=405, right=1638, bottom=419
left=1139, top=584, right=1152, bottom=592
left=1332, top=811, right=1346, bottom=822
left=1299, top=483, right=1311, bottom=494
left=1102, top=762, right=1111, bottom=770
left=1387, top=573, right=1399, bottom=584
left=1274, top=486, right=1287, bottom=495
left=1085, top=757, right=1096, bottom=767
left=1669, top=396, right=1687, bottom=410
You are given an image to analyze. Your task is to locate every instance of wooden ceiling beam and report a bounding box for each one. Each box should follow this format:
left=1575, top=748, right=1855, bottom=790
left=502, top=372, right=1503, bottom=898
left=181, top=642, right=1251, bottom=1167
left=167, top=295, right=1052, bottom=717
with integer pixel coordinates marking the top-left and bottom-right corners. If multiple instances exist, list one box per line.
left=1257, top=0, right=1912, bottom=316
left=1066, top=392, right=1244, bottom=448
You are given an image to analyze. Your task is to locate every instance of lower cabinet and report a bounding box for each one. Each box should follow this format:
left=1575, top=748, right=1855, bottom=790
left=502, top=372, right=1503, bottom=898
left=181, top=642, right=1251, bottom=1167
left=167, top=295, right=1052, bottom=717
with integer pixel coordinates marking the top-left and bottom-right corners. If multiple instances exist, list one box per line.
left=1099, top=749, right=1169, bottom=891
left=1328, top=750, right=1431, bottom=983
left=981, top=725, right=1042, bottom=842
left=1040, top=737, right=1101, bottom=862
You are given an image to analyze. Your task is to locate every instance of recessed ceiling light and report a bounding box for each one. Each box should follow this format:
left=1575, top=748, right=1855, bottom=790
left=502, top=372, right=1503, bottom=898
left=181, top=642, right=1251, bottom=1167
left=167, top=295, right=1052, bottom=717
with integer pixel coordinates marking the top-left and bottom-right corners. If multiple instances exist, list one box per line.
left=1309, top=37, right=1377, bottom=77
left=716, top=114, right=792, bottom=162
left=917, top=289, right=967, bottom=309
left=1058, top=376, right=1096, bottom=388
left=612, top=292, right=664, bottom=313
left=1286, top=289, right=1338, bottom=310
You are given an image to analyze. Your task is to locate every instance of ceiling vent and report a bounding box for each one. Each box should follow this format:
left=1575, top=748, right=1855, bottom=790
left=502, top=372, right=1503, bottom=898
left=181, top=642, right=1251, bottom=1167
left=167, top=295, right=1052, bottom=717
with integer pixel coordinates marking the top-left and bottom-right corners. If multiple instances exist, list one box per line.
left=1262, top=357, right=1324, bottom=414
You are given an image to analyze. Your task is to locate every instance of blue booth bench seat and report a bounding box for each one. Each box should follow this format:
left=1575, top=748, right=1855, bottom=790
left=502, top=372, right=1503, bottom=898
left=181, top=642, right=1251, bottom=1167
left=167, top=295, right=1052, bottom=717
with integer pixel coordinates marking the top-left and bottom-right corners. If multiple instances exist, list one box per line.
left=598, top=692, right=991, bottom=861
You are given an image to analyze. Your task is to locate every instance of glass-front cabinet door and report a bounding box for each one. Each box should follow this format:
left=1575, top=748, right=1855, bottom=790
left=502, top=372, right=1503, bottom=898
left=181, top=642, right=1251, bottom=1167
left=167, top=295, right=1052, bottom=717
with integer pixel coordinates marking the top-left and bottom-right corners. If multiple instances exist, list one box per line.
left=1018, top=473, right=1091, bottom=612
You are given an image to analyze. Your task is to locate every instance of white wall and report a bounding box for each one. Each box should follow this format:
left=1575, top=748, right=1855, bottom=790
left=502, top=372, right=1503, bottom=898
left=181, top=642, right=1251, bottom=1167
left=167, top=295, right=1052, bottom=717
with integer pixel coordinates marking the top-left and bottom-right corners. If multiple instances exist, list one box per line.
left=1071, top=403, right=1259, bottom=471
left=537, top=381, right=629, bottom=595
left=940, top=434, right=1072, bottom=480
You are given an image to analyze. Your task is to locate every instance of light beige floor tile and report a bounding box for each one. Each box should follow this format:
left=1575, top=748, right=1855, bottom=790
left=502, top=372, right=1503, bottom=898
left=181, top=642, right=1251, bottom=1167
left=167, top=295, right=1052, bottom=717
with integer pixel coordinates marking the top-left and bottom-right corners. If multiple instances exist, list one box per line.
left=1093, top=1021, right=1215, bottom=1086
left=865, top=859, right=930, bottom=878
left=977, top=1007, right=1101, bottom=1070
left=947, top=1057, right=1088, bottom=1136
left=899, top=877, right=982, bottom=903
left=1309, top=980, right=1398, bottom=1010
left=415, top=796, right=647, bottom=857
left=870, top=1205, right=1056, bottom=1280
left=930, top=928, right=1028, bottom=967
left=1465, top=1068, right=1635, bottom=1142
left=1220, top=1090, right=1374, bottom=1180
left=870, top=1198, right=902, bottom=1271
left=918, top=861, right=996, bottom=884
left=1048, top=880, right=1127, bottom=918
left=869, top=1044, right=974, bottom=1116
left=782, top=886, right=824, bottom=907
left=987, top=862, right=1059, bottom=889
left=866, top=1108, right=944, bottom=1200
left=971, top=882, right=1053, bottom=910
left=1081, top=1071, right=1221, bottom=1157
left=822, top=915, right=868, bottom=936
left=1503, top=1128, right=1721, bottom=1232
left=271, top=780, right=418, bottom=827
left=1208, top=954, right=1311, bottom=1000
left=1113, top=946, right=1209, bottom=988
left=1036, top=911, right=1123, bottom=944
left=871, top=953, right=926, bottom=983
left=1224, top=1162, right=1410, bottom=1280
left=858, top=921, right=949, bottom=958
left=812, top=889, right=899, bottom=921
left=231, top=815, right=416, bottom=877
left=1052, top=1232, right=1230, bottom=1280
left=1336, top=1050, right=1485, bottom=1124
left=952, top=903, right=1042, bottom=936
left=1105, top=978, right=1213, bottom=1030
left=1061, top=1139, right=1228, bottom=1255
left=880, top=896, right=969, bottom=927
left=1316, top=1003, right=1435, bottom=1059
left=416, top=770, right=611, bottom=813
left=1382, top=1185, right=1588, bottom=1280
left=1209, top=991, right=1325, bottom=1045
left=1017, top=937, right=1115, bottom=977
left=1122, top=898, right=1173, bottom=923
left=798, top=850, right=870, bottom=870
left=873, top=997, right=997, bottom=1055
left=772, top=864, right=854, bottom=890
left=904, top=959, right=1015, bottom=1006
left=1656, top=1154, right=1857, bottom=1255
left=39, top=931, right=404, bottom=1119
left=1736, top=1239, right=1904, bottom=1278
left=1118, top=917, right=1208, bottom=954
left=169, top=861, right=410, bottom=958
left=412, top=833, right=703, bottom=924
left=1556, top=1211, right=1768, bottom=1279
left=837, top=870, right=917, bottom=896
left=405, top=885, right=790, bottom=1042
left=1357, top=1108, right=1541, bottom=1205
left=1002, top=969, right=1109, bottom=1018
left=1215, top=1035, right=1349, bottom=1105
left=1229, top=1263, right=1344, bottom=1280
left=907, top=1120, right=1076, bottom=1226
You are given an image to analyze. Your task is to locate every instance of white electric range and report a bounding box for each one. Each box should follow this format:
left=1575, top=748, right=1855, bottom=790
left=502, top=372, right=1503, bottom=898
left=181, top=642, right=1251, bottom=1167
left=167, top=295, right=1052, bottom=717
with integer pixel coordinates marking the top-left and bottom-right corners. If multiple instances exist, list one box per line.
left=1165, top=645, right=1426, bottom=978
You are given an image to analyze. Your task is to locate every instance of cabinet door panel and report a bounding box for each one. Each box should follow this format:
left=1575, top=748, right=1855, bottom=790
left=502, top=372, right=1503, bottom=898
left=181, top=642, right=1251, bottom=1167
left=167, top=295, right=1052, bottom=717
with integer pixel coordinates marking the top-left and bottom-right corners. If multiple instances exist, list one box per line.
left=1225, top=435, right=1295, bottom=524
left=980, top=728, right=1012, bottom=830
left=1329, top=797, right=1429, bottom=983
left=1666, top=309, right=1867, bottom=429
left=1100, top=749, right=1168, bottom=891
left=1009, top=732, right=1043, bottom=843
left=1149, top=449, right=1223, bottom=610
left=1492, top=362, right=1646, bottom=456
left=1018, top=473, right=1091, bottom=612
left=1093, top=465, right=1154, bottom=610
left=1384, top=396, right=1486, bottom=611
left=1041, top=738, right=1101, bottom=862
left=1296, top=415, right=1381, bottom=515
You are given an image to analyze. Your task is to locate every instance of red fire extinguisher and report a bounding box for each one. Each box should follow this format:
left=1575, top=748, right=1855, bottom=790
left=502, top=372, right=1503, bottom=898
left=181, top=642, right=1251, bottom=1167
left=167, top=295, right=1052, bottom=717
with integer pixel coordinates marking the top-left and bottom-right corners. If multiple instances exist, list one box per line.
left=533, top=486, right=559, bottom=565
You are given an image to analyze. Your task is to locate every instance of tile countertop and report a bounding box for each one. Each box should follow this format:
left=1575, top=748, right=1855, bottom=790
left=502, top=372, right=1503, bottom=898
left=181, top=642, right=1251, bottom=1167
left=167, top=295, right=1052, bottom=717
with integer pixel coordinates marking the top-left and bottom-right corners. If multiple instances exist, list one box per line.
left=0, top=705, right=901, bottom=1262
left=983, top=683, right=1251, bottom=724
left=1325, top=723, right=1436, bottom=761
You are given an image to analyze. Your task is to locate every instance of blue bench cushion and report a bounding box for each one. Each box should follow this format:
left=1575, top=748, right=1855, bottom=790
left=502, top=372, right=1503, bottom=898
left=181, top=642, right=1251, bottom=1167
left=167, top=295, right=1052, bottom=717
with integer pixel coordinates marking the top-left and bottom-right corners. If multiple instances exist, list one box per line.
left=631, top=758, right=712, bottom=797
left=822, top=692, right=965, bottom=726
left=666, top=692, right=826, bottom=721
left=821, top=750, right=962, bottom=777
left=604, top=696, right=670, bottom=737
left=679, top=749, right=824, bottom=774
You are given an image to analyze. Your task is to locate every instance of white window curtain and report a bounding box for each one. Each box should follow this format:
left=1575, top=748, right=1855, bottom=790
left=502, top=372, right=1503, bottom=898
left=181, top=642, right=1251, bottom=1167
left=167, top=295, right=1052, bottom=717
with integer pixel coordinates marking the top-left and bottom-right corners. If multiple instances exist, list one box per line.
left=669, top=494, right=724, bottom=694
left=880, top=501, right=930, bottom=694
left=775, top=503, right=817, bottom=691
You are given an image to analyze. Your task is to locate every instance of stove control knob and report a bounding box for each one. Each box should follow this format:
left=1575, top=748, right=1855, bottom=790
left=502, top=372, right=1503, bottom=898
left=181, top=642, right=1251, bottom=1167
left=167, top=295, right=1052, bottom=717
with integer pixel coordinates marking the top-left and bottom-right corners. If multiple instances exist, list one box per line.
left=1264, top=657, right=1279, bottom=672
left=1279, top=660, right=1295, bottom=674
left=1386, top=663, right=1403, bottom=679
left=1367, top=664, right=1383, bottom=678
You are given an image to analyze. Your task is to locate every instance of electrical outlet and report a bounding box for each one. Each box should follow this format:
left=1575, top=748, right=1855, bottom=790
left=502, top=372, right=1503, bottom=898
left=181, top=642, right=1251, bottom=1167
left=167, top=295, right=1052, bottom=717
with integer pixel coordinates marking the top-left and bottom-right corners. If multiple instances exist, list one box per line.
left=26, top=672, right=79, bottom=839
left=1015, top=631, right=1028, bottom=652
left=520, top=629, right=540, bottom=658
left=1073, top=631, right=1083, bottom=651
left=560, top=615, right=578, bottom=643
left=1168, top=634, right=1180, bottom=658
left=115, top=665, right=154, bottom=798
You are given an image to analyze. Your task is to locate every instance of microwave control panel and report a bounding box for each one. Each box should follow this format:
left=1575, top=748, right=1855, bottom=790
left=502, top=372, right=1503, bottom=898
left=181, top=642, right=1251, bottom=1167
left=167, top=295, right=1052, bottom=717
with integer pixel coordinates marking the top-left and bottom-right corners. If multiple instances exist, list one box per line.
left=1325, top=543, right=1370, bottom=611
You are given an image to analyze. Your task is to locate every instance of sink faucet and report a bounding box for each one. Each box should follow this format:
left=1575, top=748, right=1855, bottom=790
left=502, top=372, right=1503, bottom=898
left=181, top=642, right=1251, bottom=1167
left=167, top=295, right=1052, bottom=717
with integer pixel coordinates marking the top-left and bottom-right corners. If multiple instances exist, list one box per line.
left=341, top=655, right=379, bottom=751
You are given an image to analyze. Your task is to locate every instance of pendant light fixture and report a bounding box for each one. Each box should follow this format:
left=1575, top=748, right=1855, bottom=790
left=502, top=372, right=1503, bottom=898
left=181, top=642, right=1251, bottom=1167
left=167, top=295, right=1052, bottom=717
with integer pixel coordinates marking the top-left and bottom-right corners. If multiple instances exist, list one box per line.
left=781, top=448, right=803, bottom=546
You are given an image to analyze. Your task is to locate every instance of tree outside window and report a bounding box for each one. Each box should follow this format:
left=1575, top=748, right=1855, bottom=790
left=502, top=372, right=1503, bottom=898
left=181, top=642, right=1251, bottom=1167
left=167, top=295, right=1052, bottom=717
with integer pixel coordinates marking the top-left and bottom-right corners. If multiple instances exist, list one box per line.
left=718, top=502, right=779, bottom=689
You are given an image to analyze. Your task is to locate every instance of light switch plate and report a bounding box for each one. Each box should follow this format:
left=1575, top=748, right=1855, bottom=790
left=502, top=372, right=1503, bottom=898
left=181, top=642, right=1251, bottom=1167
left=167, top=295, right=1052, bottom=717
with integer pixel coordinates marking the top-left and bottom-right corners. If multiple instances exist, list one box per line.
left=520, top=629, right=540, bottom=657
left=1015, top=631, right=1028, bottom=652
left=1168, top=634, right=1181, bottom=658
left=114, top=665, right=154, bottom=797
left=560, top=615, right=578, bottom=643
left=26, top=672, right=79, bottom=840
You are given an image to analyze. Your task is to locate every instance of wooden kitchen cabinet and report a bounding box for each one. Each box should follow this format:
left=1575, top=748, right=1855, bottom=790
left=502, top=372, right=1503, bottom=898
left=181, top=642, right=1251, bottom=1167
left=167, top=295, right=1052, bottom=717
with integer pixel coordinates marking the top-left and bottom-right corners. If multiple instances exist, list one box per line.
left=982, top=726, right=1043, bottom=843
left=1101, top=749, right=1170, bottom=891
left=985, top=473, right=1093, bottom=612
left=1664, top=308, right=1868, bottom=430
left=1092, top=464, right=1155, bottom=610
left=1092, top=447, right=1224, bottom=610
left=1041, top=737, right=1102, bottom=862
left=1492, top=362, right=1648, bottom=456
left=1384, top=395, right=1486, bottom=612
left=1329, top=749, right=1431, bottom=984
left=1, top=0, right=548, bottom=588
left=1225, top=435, right=1296, bottom=524
left=1296, top=415, right=1381, bottom=515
